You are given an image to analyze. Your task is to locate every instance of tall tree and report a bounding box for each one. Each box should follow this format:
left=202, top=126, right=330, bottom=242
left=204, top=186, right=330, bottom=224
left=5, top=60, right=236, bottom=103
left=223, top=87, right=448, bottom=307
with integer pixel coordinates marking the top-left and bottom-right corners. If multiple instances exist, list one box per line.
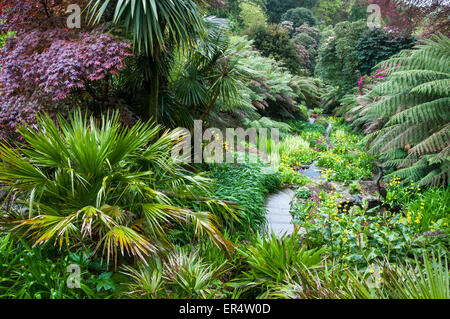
left=266, top=0, right=318, bottom=23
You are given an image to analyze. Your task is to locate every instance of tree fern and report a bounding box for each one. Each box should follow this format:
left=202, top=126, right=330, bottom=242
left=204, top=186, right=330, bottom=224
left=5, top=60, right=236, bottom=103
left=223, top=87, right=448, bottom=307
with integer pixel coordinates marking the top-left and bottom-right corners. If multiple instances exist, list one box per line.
left=357, top=34, right=450, bottom=186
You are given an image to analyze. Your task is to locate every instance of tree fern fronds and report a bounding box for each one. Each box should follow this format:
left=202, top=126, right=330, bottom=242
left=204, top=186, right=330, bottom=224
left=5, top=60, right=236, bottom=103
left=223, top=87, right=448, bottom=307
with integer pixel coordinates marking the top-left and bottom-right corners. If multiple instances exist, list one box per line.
left=378, top=123, right=428, bottom=153
left=383, top=148, right=408, bottom=159
left=418, top=164, right=450, bottom=187
left=385, top=158, right=418, bottom=168
left=387, top=98, right=450, bottom=126
left=367, top=124, right=408, bottom=154
left=410, top=79, right=450, bottom=96
left=388, top=70, right=449, bottom=88
left=408, top=124, right=450, bottom=156
left=367, top=93, right=424, bottom=116
left=385, top=161, right=429, bottom=182
left=348, top=34, right=450, bottom=186
left=438, top=145, right=450, bottom=158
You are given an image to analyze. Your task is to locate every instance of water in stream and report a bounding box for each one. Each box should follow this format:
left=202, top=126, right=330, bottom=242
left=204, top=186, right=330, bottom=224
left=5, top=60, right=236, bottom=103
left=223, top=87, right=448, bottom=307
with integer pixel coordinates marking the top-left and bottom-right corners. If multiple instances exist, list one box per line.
left=264, top=188, right=295, bottom=236
left=264, top=117, right=332, bottom=236
left=302, top=161, right=326, bottom=182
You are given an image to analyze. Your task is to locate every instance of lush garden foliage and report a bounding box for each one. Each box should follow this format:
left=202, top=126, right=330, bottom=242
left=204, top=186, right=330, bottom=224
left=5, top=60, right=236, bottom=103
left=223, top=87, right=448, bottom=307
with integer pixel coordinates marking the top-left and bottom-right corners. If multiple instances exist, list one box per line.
left=0, top=0, right=448, bottom=300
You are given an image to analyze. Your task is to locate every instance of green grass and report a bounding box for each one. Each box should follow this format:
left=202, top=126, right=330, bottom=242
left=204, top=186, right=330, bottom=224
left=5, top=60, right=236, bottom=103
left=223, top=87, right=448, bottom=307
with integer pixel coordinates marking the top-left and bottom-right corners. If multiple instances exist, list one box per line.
left=209, top=161, right=281, bottom=233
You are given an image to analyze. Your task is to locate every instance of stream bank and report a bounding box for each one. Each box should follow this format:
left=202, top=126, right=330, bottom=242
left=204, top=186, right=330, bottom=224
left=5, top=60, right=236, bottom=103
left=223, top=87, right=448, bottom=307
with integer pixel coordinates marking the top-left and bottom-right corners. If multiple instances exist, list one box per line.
left=264, top=117, right=332, bottom=236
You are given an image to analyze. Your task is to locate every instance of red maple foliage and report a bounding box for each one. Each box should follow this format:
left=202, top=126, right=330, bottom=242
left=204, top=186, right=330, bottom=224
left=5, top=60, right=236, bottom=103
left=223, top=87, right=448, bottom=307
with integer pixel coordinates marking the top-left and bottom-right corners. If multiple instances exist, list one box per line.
left=367, top=0, right=449, bottom=36
left=0, top=0, right=131, bottom=139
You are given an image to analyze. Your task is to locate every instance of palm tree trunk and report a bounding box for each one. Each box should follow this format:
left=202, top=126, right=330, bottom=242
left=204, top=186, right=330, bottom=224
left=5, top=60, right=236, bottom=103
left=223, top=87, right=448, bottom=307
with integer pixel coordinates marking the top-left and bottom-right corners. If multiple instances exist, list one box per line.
left=146, top=42, right=162, bottom=122
left=200, top=91, right=220, bottom=121
left=148, top=60, right=159, bottom=123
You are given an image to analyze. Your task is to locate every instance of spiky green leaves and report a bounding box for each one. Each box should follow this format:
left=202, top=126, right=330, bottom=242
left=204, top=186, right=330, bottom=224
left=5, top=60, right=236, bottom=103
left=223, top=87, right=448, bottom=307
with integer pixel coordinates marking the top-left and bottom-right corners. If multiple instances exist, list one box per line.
left=0, top=110, right=234, bottom=266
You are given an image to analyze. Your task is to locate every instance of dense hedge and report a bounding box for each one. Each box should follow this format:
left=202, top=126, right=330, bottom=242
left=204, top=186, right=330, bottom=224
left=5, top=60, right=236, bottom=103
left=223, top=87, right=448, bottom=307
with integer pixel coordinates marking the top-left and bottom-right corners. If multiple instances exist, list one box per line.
left=356, top=28, right=416, bottom=75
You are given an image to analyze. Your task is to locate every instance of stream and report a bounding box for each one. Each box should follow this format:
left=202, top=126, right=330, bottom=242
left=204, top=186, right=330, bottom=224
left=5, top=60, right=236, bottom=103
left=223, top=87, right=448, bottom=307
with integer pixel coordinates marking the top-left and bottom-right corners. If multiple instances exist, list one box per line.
left=264, top=117, right=332, bottom=236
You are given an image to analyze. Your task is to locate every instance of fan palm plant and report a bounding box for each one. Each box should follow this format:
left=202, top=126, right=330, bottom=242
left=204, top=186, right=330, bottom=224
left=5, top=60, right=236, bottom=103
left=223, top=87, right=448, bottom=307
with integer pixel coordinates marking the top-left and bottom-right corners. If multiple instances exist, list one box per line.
left=0, top=110, right=234, bottom=267
left=358, top=34, right=449, bottom=186
left=168, top=17, right=251, bottom=127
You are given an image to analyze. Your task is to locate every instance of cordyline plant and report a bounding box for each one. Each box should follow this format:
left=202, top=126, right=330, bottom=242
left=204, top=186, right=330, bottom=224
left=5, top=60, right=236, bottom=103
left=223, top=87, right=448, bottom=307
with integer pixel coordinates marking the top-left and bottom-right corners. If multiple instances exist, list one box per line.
left=0, top=110, right=236, bottom=267
left=87, top=0, right=208, bottom=122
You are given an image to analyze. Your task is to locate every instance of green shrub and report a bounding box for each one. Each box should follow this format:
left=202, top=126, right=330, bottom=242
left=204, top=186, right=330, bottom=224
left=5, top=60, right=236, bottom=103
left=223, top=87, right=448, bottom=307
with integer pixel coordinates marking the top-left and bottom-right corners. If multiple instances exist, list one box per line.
left=296, top=186, right=311, bottom=199
left=293, top=32, right=316, bottom=48
left=293, top=32, right=319, bottom=71
left=294, top=23, right=320, bottom=43
left=266, top=0, right=318, bottom=23
left=315, top=0, right=347, bottom=25
left=356, top=28, right=415, bottom=76
left=239, top=1, right=267, bottom=30
left=316, top=20, right=368, bottom=95
left=248, top=24, right=307, bottom=75
left=281, top=7, right=318, bottom=28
